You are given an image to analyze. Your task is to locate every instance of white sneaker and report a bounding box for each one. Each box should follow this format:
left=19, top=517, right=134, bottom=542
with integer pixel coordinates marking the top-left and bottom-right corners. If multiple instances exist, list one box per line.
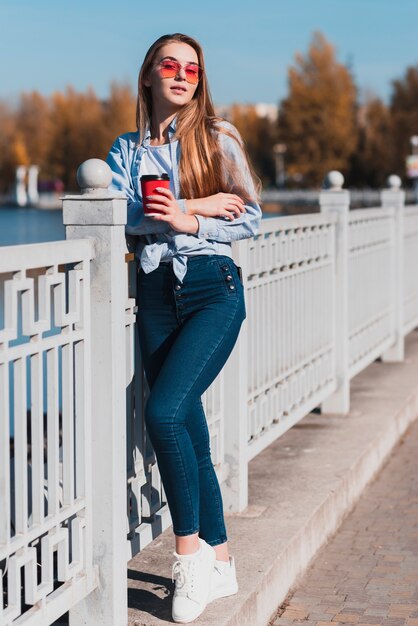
left=171, top=538, right=216, bottom=623
left=209, top=556, right=239, bottom=601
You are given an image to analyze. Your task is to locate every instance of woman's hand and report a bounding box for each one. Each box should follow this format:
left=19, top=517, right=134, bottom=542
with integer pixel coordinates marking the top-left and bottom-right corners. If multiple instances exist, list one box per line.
left=146, top=188, right=198, bottom=234
left=185, top=193, right=246, bottom=220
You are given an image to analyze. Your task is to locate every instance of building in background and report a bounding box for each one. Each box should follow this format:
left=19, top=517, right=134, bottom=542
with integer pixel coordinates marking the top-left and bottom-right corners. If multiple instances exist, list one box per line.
left=215, top=103, right=278, bottom=123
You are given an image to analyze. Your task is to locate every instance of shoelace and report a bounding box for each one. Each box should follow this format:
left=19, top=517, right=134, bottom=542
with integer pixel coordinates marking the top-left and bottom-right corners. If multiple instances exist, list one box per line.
left=172, top=559, right=197, bottom=598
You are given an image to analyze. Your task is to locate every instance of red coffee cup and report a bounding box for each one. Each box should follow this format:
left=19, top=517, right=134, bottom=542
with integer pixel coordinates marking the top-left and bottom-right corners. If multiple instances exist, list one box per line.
left=140, top=174, right=170, bottom=216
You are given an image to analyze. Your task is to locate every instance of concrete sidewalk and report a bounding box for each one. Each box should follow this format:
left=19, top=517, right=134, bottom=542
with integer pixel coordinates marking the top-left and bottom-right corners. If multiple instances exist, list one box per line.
left=269, top=416, right=418, bottom=626
left=127, top=330, right=418, bottom=626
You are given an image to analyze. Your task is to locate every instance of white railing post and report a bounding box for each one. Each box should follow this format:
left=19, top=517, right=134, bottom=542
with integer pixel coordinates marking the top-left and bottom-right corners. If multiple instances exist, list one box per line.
left=320, top=171, right=350, bottom=414
left=381, top=175, right=406, bottom=362
left=62, top=159, right=128, bottom=626
left=222, top=239, right=249, bottom=512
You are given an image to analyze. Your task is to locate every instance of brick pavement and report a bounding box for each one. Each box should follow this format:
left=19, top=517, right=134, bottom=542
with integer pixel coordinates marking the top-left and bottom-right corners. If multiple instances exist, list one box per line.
left=269, top=418, right=418, bottom=626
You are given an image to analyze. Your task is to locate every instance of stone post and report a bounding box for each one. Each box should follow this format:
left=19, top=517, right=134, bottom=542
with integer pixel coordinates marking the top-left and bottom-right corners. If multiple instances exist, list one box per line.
left=63, top=159, right=128, bottom=626
left=222, top=238, right=249, bottom=512
left=381, top=175, right=405, bottom=362
left=27, top=165, right=40, bottom=206
left=14, top=165, right=27, bottom=207
left=320, top=171, right=351, bottom=415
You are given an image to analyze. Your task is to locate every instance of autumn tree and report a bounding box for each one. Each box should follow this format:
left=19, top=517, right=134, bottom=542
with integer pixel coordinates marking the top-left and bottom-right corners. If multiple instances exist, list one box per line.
left=389, top=64, right=418, bottom=176
left=48, top=87, right=104, bottom=189
left=348, top=96, right=392, bottom=187
left=100, top=82, right=136, bottom=154
left=15, top=92, right=52, bottom=174
left=278, top=32, right=358, bottom=187
left=0, top=103, right=18, bottom=192
left=229, top=104, right=278, bottom=186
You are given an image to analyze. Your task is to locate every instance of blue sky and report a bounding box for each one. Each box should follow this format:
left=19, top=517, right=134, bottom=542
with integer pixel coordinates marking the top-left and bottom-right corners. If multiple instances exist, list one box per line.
left=1, top=0, right=417, bottom=106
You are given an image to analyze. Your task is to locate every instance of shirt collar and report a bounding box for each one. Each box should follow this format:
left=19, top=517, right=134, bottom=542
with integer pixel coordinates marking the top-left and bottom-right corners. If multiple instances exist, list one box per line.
left=142, top=115, right=177, bottom=147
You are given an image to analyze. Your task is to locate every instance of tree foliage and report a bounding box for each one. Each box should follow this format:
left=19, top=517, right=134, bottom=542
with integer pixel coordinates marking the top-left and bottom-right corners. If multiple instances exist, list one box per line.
left=0, top=84, right=136, bottom=192
left=1, top=47, right=418, bottom=193
left=229, top=104, right=278, bottom=186
left=0, top=103, right=18, bottom=192
left=390, top=65, right=418, bottom=176
left=348, top=96, right=392, bottom=187
left=278, top=32, right=358, bottom=187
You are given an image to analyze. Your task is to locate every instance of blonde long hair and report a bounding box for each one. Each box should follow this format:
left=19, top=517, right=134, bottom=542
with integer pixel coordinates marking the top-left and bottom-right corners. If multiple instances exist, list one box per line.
left=136, top=33, right=261, bottom=203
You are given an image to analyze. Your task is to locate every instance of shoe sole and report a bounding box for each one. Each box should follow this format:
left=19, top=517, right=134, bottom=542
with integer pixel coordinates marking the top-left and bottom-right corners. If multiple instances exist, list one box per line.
left=173, top=586, right=218, bottom=623
left=172, top=606, right=209, bottom=623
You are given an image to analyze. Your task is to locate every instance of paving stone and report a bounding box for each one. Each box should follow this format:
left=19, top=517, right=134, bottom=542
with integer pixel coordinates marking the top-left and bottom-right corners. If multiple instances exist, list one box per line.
left=389, top=603, right=418, bottom=617
left=325, top=605, right=346, bottom=613
left=332, top=614, right=361, bottom=622
left=307, top=612, right=335, bottom=620
left=343, top=602, right=370, bottom=610
left=268, top=419, right=418, bottom=626
left=364, top=607, right=388, bottom=616
left=281, top=607, right=309, bottom=619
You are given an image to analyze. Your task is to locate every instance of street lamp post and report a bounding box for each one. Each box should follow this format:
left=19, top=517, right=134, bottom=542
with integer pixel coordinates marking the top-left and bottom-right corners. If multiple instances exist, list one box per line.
left=408, top=136, right=418, bottom=202
left=273, top=143, right=287, bottom=188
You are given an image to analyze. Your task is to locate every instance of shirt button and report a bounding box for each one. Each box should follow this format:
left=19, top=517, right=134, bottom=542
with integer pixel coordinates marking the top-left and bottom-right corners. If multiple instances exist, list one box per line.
left=229, top=285, right=235, bottom=290
left=226, top=275, right=233, bottom=281
left=174, top=284, right=181, bottom=290
left=222, top=265, right=229, bottom=271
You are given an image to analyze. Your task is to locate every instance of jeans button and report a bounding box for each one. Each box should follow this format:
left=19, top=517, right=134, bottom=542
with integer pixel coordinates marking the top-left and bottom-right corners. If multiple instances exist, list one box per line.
left=226, top=275, right=233, bottom=281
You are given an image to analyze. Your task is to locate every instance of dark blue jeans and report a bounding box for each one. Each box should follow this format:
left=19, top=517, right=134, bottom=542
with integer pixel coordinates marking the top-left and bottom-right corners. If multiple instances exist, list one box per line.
left=136, top=255, right=246, bottom=546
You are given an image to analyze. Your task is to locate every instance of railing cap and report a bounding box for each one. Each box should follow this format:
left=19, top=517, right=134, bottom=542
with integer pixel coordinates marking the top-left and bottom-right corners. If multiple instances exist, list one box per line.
left=323, top=170, right=344, bottom=191
left=387, top=174, right=402, bottom=190
left=77, top=159, right=113, bottom=195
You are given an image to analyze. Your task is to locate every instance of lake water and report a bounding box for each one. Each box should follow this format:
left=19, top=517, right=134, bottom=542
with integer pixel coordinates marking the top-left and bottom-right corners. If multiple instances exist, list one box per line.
left=0, top=206, right=65, bottom=246
left=0, top=206, right=66, bottom=436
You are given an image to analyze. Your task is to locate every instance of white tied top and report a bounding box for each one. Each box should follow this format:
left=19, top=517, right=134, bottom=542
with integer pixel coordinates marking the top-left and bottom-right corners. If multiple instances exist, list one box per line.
left=140, top=141, right=177, bottom=196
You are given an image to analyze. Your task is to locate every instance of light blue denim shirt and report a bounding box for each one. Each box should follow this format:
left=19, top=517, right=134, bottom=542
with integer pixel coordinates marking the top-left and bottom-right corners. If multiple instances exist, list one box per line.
left=106, top=117, right=262, bottom=282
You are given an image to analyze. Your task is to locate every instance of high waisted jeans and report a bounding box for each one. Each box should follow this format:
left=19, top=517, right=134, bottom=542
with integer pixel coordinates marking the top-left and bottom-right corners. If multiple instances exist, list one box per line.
left=136, top=254, right=246, bottom=546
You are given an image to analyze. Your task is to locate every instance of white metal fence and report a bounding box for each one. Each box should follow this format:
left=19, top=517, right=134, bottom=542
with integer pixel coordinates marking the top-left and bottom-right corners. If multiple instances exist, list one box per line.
left=1, top=164, right=418, bottom=625
left=404, top=206, right=418, bottom=333
left=244, top=214, right=336, bottom=460
left=0, top=240, right=97, bottom=625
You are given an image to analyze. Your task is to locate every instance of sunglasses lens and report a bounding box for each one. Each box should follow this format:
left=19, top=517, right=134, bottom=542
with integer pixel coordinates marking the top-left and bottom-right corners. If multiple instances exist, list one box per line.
left=185, top=65, right=200, bottom=84
left=159, top=61, right=179, bottom=78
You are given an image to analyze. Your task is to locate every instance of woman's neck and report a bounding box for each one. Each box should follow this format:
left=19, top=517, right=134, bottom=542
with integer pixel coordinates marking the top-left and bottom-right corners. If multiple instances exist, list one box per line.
left=150, top=110, right=178, bottom=145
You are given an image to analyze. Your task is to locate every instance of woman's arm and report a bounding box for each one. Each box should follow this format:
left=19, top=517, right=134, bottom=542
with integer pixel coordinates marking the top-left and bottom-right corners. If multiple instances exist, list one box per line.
left=185, top=193, right=246, bottom=220
left=193, top=125, right=262, bottom=242
left=106, top=135, right=171, bottom=236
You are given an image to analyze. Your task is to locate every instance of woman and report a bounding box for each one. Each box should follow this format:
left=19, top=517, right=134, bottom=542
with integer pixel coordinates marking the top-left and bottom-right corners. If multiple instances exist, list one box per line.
left=106, top=33, right=262, bottom=623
